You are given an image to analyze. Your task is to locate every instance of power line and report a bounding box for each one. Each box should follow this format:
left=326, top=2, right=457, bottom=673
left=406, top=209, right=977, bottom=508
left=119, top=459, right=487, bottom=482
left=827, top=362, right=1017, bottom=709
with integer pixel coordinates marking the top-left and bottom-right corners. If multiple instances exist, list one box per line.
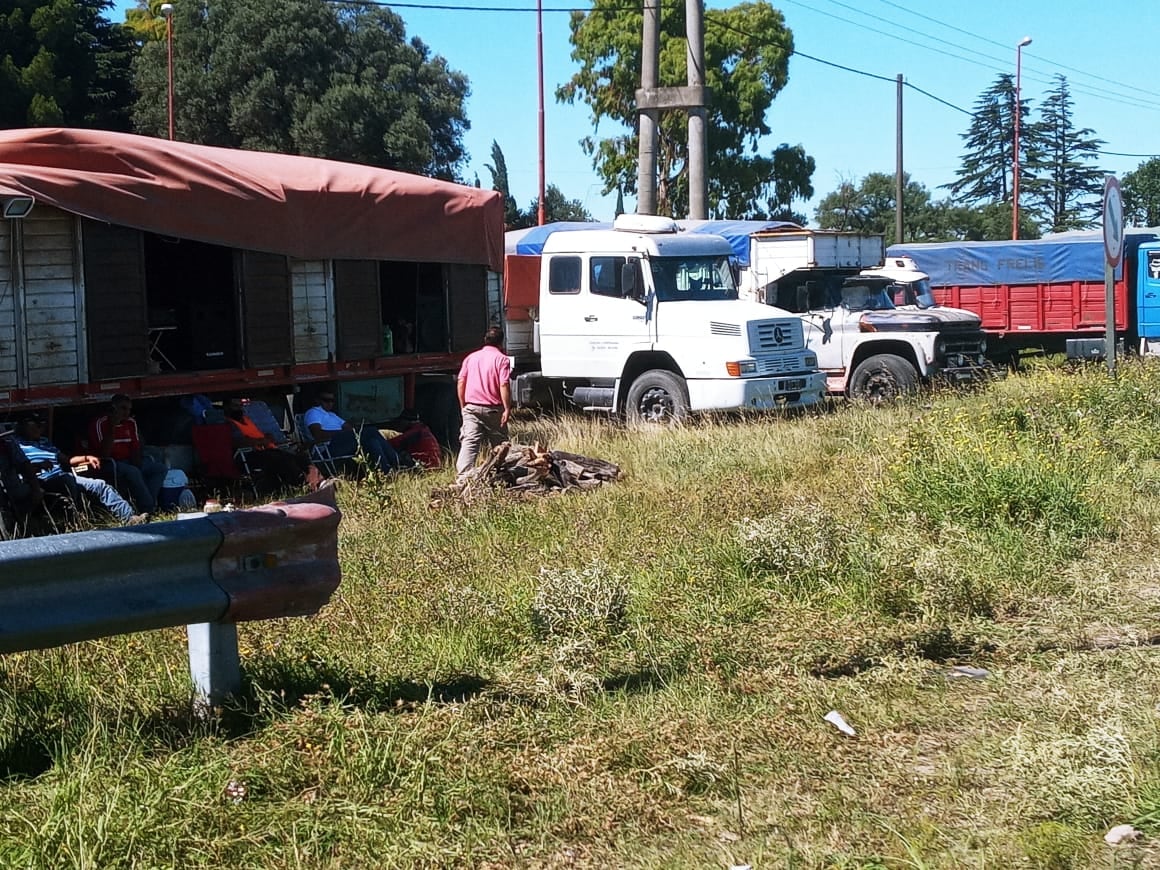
left=330, top=0, right=1160, bottom=163
left=874, top=0, right=1160, bottom=103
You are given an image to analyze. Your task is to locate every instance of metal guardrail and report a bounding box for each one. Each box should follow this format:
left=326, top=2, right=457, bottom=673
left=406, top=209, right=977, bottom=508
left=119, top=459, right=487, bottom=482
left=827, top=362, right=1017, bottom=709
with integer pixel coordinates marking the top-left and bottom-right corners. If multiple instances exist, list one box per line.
left=0, top=486, right=342, bottom=709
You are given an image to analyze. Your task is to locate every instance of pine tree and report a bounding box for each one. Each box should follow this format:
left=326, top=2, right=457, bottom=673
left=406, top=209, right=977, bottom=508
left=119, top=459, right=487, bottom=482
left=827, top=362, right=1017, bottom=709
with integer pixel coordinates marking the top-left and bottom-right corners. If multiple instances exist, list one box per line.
left=484, top=141, right=523, bottom=228
left=1027, top=75, right=1105, bottom=232
left=947, top=75, right=1037, bottom=216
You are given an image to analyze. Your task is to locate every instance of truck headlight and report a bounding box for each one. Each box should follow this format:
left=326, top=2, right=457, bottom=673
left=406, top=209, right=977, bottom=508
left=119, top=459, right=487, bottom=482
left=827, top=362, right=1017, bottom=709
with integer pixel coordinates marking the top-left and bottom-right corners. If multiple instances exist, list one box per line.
left=936, top=339, right=947, bottom=356
left=726, top=360, right=758, bottom=376
left=979, top=337, right=987, bottom=354
left=804, top=353, right=817, bottom=368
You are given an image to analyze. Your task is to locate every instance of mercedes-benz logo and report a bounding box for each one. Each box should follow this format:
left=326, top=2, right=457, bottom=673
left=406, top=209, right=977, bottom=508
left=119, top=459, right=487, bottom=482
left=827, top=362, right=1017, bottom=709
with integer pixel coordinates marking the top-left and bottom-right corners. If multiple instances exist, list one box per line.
left=773, top=325, right=785, bottom=344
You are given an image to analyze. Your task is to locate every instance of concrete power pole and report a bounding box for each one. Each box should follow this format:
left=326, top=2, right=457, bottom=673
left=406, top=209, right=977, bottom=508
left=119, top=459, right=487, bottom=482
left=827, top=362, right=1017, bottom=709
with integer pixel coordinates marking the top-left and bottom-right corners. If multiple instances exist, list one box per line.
left=636, top=0, right=710, bottom=218
left=895, top=74, right=904, bottom=245
left=686, top=0, right=707, bottom=219
left=636, top=0, right=660, bottom=215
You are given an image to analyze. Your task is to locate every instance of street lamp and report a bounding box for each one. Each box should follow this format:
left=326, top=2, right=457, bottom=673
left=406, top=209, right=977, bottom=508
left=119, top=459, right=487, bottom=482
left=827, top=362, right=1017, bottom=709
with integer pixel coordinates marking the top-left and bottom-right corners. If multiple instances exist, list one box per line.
left=1012, top=35, right=1032, bottom=240
left=160, top=3, right=175, bottom=140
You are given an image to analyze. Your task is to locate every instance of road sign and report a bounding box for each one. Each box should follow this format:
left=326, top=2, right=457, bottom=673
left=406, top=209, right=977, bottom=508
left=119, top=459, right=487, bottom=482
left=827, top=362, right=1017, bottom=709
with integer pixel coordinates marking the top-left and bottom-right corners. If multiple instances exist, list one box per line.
left=1104, top=175, right=1124, bottom=268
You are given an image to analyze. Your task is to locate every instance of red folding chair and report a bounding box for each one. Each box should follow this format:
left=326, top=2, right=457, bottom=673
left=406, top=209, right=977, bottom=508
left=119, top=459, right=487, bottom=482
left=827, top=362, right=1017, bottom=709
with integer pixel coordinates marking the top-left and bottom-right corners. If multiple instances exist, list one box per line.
left=191, top=423, right=258, bottom=501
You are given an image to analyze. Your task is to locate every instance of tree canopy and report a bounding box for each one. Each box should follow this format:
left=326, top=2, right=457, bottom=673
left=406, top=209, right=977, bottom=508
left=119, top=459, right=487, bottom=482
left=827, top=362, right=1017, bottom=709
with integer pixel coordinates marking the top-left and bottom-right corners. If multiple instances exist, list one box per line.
left=0, top=0, right=136, bottom=130
left=816, top=173, right=1041, bottom=244
left=1027, top=75, right=1104, bottom=233
left=485, top=140, right=592, bottom=228
left=557, top=0, right=813, bottom=220
left=130, top=0, right=471, bottom=179
left=1122, top=158, right=1160, bottom=227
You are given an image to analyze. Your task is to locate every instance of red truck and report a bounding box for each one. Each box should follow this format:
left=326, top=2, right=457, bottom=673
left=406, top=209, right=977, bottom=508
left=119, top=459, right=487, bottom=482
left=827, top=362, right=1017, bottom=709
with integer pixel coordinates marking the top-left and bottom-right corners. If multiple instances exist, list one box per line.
left=888, top=229, right=1160, bottom=364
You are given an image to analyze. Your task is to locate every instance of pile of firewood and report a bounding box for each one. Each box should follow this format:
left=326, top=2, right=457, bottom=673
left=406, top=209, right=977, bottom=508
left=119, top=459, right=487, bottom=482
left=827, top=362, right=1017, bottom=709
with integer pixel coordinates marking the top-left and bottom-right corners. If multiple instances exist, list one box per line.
left=431, top=442, right=620, bottom=506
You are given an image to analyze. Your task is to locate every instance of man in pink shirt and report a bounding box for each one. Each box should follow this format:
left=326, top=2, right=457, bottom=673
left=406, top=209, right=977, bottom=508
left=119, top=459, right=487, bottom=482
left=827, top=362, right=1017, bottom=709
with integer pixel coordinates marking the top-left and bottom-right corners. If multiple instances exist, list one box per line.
left=455, top=326, right=512, bottom=481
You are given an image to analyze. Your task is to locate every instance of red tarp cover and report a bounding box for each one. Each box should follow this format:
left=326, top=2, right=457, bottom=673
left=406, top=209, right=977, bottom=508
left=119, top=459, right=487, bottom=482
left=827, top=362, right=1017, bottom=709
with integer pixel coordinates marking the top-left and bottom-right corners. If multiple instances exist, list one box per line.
left=0, top=128, right=504, bottom=271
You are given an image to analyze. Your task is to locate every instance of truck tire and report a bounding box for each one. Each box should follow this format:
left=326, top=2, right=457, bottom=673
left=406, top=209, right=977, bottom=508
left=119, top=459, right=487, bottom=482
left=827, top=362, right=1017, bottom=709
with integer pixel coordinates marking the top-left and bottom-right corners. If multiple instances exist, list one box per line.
left=625, top=370, right=690, bottom=424
left=848, top=354, right=918, bottom=404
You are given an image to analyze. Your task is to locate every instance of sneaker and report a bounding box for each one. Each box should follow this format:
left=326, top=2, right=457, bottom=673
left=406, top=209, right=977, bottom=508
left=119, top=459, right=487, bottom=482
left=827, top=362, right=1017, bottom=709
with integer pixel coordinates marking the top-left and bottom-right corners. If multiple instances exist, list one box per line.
left=126, top=513, right=149, bottom=526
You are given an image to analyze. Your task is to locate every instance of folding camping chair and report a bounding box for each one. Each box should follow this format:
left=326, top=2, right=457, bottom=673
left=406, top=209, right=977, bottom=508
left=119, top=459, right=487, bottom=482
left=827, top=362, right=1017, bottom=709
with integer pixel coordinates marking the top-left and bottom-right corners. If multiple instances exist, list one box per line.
left=190, top=422, right=259, bottom=502
left=294, top=414, right=358, bottom=478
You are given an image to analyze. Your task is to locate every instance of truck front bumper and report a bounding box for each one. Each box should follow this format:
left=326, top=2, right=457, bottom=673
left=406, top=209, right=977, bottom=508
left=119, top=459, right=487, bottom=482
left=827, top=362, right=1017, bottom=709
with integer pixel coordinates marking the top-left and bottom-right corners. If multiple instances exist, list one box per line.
left=687, top=371, right=827, bottom=411
left=933, top=361, right=1003, bottom=386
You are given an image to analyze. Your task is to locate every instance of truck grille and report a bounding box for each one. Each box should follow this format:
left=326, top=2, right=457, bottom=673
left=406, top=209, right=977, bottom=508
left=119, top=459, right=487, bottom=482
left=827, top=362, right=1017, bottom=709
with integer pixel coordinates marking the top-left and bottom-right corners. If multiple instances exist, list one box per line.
left=751, top=318, right=803, bottom=353
left=756, top=355, right=808, bottom=375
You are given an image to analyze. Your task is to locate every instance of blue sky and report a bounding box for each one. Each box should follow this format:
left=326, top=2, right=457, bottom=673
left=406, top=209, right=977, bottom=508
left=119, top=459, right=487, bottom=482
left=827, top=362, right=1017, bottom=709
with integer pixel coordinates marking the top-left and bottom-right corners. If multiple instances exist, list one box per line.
left=111, top=0, right=1160, bottom=225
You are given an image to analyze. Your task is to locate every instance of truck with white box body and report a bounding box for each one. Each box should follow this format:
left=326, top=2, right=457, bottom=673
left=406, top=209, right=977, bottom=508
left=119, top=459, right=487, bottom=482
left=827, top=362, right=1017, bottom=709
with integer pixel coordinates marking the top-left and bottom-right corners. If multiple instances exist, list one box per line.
left=503, top=215, right=826, bottom=422
left=741, top=229, right=993, bottom=401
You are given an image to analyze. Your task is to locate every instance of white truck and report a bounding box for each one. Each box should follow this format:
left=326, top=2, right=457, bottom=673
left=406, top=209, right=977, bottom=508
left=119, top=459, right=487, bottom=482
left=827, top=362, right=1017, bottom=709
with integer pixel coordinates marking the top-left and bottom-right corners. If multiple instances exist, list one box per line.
left=502, top=215, right=826, bottom=422
left=740, top=229, right=993, bottom=402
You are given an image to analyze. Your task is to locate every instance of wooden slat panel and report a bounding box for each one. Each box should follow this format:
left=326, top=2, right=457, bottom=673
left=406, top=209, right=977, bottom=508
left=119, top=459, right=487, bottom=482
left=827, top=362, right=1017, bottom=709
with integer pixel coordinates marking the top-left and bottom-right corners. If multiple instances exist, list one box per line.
left=334, top=260, right=381, bottom=360
left=290, top=261, right=331, bottom=366
left=23, top=209, right=78, bottom=385
left=241, top=251, right=292, bottom=367
left=447, top=263, right=487, bottom=352
left=82, top=219, right=149, bottom=379
left=0, top=224, right=14, bottom=388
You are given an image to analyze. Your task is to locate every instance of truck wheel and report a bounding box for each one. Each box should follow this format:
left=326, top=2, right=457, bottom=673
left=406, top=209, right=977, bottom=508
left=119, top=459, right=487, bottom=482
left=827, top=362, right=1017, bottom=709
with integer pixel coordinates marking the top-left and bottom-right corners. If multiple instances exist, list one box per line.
left=625, top=370, right=690, bottom=424
left=848, top=354, right=918, bottom=405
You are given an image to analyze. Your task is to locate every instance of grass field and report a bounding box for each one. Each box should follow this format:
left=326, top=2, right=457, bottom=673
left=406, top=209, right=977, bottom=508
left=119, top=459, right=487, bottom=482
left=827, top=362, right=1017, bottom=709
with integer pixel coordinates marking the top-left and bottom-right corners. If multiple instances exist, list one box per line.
left=3, top=361, right=1160, bottom=868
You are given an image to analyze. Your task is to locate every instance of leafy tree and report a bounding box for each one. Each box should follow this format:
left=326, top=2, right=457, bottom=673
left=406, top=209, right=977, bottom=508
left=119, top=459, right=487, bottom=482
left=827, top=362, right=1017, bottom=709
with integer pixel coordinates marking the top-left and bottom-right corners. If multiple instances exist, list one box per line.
left=1027, top=75, right=1104, bottom=232
left=817, top=172, right=1041, bottom=243
left=946, top=74, right=1042, bottom=228
left=0, top=0, right=137, bottom=130
left=928, top=201, right=1039, bottom=241
left=557, top=0, right=813, bottom=219
left=815, top=172, right=936, bottom=246
left=1122, top=158, right=1160, bottom=227
left=517, top=185, right=592, bottom=228
left=484, top=140, right=523, bottom=228
left=130, top=0, right=470, bottom=179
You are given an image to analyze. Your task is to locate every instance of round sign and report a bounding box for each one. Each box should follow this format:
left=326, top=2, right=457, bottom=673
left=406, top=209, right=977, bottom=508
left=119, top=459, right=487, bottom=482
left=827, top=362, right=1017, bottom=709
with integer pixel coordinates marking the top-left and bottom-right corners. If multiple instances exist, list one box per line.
left=1103, top=175, right=1124, bottom=267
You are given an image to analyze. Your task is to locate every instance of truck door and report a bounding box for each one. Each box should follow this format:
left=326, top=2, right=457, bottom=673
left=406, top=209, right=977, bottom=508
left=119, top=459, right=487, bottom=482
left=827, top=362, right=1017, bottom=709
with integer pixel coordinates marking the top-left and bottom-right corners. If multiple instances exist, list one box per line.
left=582, top=254, right=652, bottom=378
left=797, top=276, right=846, bottom=374
left=1138, top=245, right=1160, bottom=341
left=538, top=254, right=651, bottom=378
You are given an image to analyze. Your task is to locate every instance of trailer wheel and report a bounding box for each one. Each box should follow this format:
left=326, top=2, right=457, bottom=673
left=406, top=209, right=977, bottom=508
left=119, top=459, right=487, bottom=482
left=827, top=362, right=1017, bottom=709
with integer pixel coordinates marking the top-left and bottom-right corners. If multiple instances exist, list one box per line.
left=625, top=370, right=690, bottom=424
left=848, top=354, right=918, bottom=405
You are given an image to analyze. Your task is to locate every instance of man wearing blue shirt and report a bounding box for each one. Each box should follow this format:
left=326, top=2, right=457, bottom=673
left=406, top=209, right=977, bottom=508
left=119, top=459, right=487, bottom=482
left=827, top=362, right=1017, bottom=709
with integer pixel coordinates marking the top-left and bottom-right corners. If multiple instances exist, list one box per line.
left=12, top=412, right=147, bottom=525
left=303, top=391, right=412, bottom=474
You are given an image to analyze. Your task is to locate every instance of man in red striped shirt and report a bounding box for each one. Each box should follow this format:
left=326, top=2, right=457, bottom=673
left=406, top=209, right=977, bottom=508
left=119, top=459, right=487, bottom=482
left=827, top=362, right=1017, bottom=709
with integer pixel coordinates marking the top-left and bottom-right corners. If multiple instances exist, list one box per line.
left=89, top=394, right=167, bottom=514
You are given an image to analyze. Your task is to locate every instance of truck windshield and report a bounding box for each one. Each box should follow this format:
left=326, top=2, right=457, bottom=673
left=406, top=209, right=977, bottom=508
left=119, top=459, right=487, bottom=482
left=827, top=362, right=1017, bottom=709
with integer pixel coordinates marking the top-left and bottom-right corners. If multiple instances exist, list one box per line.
left=841, top=281, right=896, bottom=312
left=648, top=256, right=738, bottom=302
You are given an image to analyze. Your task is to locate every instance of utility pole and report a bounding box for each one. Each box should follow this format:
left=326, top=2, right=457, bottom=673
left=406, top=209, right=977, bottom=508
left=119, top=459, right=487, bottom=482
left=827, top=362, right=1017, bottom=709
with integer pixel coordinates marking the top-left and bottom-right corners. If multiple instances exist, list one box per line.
left=635, top=0, right=710, bottom=217
left=895, top=74, right=903, bottom=244
left=686, top=0, right=707, bottom=219
left=636, top=0, right=660, bottom=215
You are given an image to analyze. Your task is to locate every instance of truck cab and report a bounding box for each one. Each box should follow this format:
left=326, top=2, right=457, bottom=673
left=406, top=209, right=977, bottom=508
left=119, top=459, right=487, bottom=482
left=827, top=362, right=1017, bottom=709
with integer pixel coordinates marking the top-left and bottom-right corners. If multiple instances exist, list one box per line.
left=743, top=232, right=992, bottom=402
left=510, top=215, right=826, bottom=421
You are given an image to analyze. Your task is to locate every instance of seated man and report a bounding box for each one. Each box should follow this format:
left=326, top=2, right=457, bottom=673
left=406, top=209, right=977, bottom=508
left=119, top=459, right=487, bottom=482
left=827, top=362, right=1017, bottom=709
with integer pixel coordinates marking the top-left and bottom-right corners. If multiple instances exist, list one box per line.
left=224, top=398, right=314, bottom=490
left=303, top=391, right=414, bottom=474
left=89, top=394, right=167, bottom=513
left=13, top=411, right=147, bottom=526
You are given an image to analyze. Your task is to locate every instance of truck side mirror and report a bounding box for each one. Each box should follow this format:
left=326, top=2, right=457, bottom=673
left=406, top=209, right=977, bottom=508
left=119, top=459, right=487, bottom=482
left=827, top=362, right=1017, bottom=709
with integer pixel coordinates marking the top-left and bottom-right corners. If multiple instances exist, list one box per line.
left=621, top=261, right=641, bottom=299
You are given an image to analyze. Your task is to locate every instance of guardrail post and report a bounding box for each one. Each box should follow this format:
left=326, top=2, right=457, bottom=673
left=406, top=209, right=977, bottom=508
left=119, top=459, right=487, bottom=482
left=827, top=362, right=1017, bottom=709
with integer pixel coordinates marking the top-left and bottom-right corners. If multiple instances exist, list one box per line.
left=187, top=621, right=240, bottom=714
left=178, top=510, right=241, bottom=714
